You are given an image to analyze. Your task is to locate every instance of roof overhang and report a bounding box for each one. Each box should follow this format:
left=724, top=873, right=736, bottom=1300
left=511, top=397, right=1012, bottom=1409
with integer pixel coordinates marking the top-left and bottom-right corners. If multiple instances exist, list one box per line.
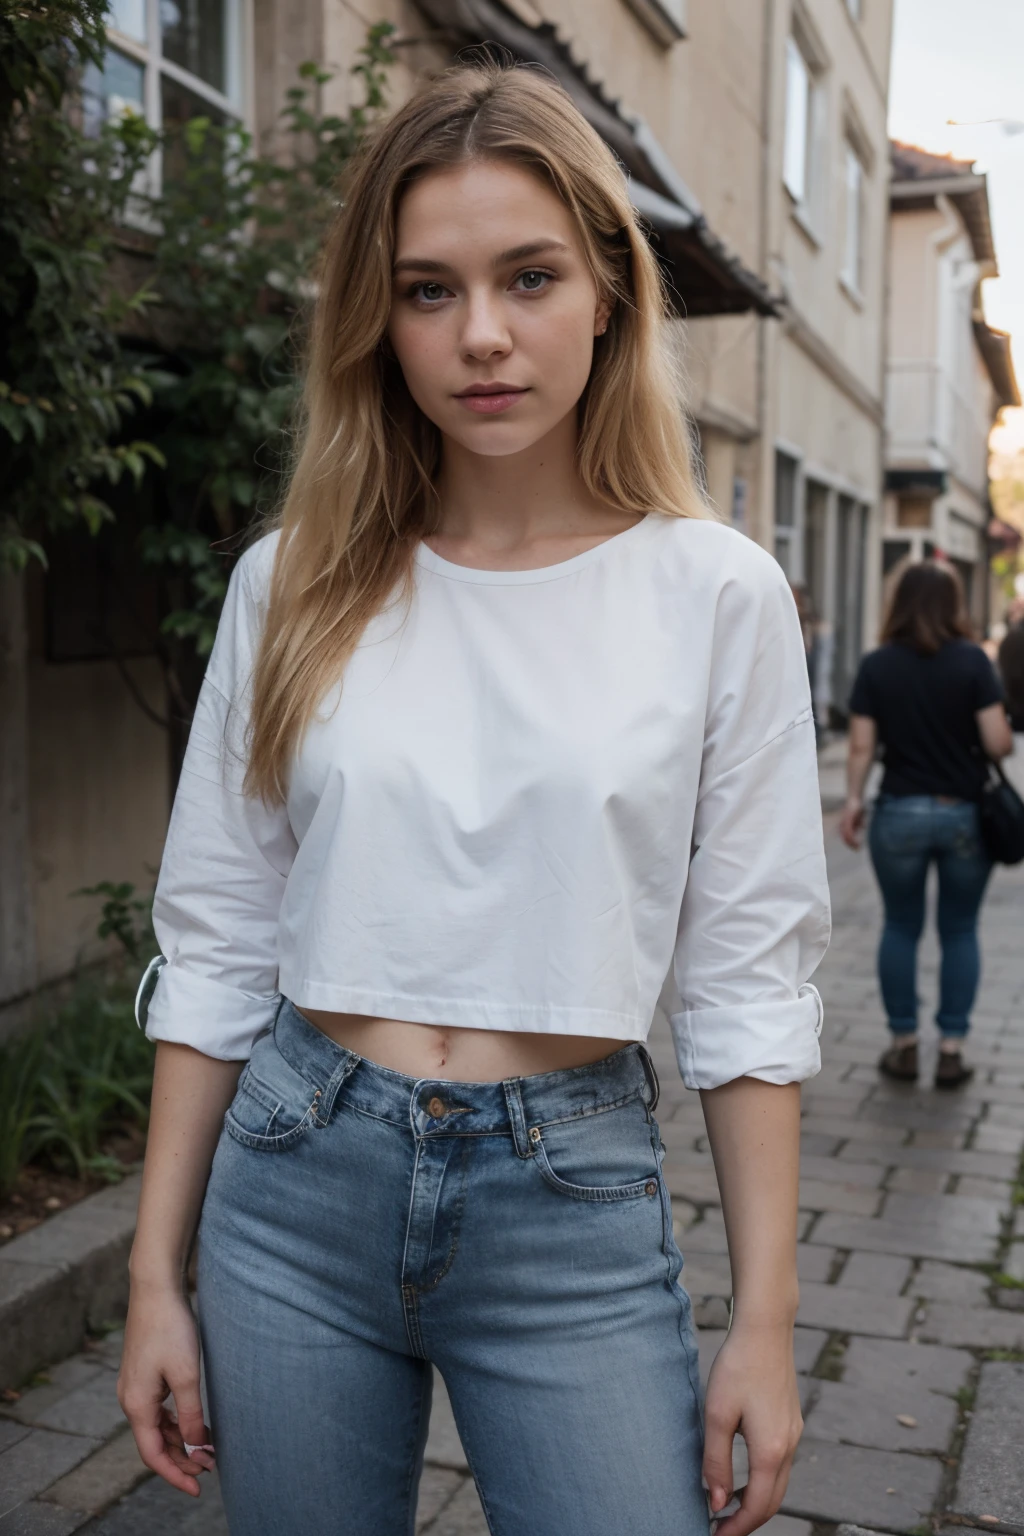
left=973, top=321, right=1021, bottom=411
left=890, top=169, right=996, bottom=269
left=412, top=0, right=780, bottom=317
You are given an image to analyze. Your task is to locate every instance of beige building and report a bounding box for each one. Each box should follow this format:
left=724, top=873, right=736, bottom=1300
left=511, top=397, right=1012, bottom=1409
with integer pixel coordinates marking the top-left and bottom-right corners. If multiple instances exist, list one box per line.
left=883, top=143, right=1020, bottom=623
left=1, top=0, right=897, bottom=1018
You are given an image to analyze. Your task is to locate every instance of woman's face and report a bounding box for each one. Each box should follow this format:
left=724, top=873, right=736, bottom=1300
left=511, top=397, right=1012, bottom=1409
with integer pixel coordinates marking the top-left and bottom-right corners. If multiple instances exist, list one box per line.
left=386, top=159, right=612, bottom=458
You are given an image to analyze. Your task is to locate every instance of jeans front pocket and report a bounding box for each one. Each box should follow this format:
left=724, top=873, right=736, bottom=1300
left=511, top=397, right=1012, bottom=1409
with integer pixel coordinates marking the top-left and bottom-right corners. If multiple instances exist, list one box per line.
left=225, top=1028, right=324, bottom=1151
left=531, top=1098, right=661, bottom=1203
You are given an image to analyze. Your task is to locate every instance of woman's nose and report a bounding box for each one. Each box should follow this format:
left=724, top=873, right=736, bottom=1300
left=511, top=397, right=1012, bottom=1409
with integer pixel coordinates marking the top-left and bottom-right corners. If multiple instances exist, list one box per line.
left=459, top=291, right=512, bottom=360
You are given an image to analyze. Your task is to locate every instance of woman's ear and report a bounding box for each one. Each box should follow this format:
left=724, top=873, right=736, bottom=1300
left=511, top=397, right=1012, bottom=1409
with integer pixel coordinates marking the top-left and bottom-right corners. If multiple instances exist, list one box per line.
left=594, top=299, right=614, bottom=337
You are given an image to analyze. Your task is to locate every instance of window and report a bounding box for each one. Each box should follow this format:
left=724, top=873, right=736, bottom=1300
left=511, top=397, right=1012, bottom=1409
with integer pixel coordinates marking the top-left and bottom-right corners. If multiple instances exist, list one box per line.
left=82, top=0, right=244, bottom=182
left=783, top=37, right=811, bottom=203
left=774, top=450, right=800, bottom=577
left=621, top=0, right=687, bottom=47
left=783, top=30, right=825, bottom=226
left=841, top=140, right=865, bottom=295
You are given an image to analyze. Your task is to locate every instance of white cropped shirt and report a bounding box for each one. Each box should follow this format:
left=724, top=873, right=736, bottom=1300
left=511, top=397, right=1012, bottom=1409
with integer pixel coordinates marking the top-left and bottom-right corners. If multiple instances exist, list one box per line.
left=143, top=513, right=830, bottom=1089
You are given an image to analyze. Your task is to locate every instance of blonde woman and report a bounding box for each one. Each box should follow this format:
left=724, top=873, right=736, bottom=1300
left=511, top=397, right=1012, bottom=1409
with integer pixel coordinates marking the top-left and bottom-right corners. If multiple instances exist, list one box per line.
left=118, top=64, right=829, bottom=1536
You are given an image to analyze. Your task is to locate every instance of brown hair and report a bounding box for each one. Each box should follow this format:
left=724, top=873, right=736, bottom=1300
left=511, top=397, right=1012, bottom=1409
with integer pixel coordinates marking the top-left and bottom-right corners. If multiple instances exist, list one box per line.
left=881, top=559, right=973, bottom=656
left=244, top=61, right=711, bottom=803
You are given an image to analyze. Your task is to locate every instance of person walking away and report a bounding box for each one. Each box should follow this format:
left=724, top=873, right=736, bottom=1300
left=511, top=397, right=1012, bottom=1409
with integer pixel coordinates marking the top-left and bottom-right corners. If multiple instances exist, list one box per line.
left=839, top=561, right=1013, bottom=1087
left=997, top=616, right=1024, bottom=798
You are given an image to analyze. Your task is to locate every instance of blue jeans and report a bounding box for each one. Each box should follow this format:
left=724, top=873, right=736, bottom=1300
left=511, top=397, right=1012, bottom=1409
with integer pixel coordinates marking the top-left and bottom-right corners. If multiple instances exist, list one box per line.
left=868, top=795, right=993, bottom=1038
left=197, top=1000, right=709, bottom=1535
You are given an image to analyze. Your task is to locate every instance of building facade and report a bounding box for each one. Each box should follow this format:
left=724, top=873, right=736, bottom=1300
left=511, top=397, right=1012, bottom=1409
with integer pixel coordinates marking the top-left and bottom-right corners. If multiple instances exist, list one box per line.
left=884, top=143, right=1020, bottom=624
left=2, top=0, right=897, bottom=1016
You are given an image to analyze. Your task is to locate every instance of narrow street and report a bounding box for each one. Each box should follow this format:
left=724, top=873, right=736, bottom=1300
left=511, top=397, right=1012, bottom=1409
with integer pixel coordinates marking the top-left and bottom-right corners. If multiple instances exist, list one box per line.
left=3, top=817, right=1023, bottom=1535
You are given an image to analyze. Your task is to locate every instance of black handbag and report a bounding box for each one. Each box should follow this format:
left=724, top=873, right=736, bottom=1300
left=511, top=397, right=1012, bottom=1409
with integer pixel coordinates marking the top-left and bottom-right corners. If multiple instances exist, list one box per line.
left=978, top=758, right=1024, bottom=865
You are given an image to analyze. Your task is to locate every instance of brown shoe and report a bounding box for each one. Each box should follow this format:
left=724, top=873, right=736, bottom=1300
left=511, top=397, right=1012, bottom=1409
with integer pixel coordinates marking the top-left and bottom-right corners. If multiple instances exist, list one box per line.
left=879, top=1040, right=918, bottom=1081
left=935, top=1050, right=974, bottom=1089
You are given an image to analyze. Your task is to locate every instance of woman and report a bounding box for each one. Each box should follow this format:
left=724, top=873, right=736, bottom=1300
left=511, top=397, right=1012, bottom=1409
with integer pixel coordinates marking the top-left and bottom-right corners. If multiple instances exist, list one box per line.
left=119, top=64, right=829, bottom=1536
left=840, top=561, right=1012, bottom=1088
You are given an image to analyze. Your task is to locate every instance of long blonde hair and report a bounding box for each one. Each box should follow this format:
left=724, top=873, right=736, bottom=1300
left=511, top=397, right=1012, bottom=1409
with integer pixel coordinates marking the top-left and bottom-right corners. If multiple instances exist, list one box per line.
left=246, top=60, right=711, bottom=803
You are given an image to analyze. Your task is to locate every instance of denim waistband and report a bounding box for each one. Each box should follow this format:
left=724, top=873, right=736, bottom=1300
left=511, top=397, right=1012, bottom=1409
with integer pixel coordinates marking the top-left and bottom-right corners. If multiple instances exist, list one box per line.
left=270, top=998, right=658, bottom=1152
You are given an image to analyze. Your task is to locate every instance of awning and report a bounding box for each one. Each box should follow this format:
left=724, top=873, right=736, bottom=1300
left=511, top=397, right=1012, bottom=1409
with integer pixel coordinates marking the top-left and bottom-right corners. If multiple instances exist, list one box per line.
left=412, top=0, right=780, bottom=317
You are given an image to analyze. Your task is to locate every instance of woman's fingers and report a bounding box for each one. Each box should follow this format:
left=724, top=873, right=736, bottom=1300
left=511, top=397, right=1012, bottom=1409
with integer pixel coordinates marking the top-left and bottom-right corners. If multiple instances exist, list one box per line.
left=711, top=1462, right=786, bottom=1536
left=123, top=1410, right=202, bottom=1497
left=702, top=1406, right=737, bottom=1515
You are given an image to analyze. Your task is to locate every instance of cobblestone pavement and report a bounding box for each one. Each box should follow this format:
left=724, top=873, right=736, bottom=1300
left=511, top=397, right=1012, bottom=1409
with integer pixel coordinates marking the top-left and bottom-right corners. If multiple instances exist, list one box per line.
left=2, top=822, right=1022, bottom=1535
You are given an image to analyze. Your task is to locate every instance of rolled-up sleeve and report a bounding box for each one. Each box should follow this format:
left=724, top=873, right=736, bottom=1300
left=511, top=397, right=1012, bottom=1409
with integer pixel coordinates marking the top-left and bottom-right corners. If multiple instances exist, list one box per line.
left=669, top=547, right=831, bottom=1090
left=143, top=536, right=296, bottom=1061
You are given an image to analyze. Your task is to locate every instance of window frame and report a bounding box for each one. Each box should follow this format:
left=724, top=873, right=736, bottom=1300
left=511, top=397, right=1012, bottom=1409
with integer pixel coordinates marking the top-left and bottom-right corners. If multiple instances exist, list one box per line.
left=91, top=0, right=249, bottom=192
left=840, top=138, right=865, bottom=300
left=782, top=20, right=828, bottom=241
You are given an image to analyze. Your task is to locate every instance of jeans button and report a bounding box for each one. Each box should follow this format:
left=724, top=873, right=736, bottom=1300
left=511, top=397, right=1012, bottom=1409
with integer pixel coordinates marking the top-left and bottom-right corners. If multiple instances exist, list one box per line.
left=427, top=1096, right=446, bottom=1119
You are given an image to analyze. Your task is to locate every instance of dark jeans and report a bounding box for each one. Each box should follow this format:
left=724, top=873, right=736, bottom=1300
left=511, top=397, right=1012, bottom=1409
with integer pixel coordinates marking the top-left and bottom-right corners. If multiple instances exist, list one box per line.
left=868, top=794, right=993, bottom=1038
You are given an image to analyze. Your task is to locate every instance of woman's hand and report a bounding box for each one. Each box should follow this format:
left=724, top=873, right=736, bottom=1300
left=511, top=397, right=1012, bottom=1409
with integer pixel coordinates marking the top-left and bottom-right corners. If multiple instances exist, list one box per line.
left=118, top=1284, right=215, bottom=1497
left=838, top=796, right=865, bottom=849
left=702, top=1322, right=803, bottom=1536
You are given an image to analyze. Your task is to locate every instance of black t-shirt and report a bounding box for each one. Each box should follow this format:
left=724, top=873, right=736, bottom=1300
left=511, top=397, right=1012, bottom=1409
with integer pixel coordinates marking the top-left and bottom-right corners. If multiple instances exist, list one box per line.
left=848, top=639, right=1005, bottom=801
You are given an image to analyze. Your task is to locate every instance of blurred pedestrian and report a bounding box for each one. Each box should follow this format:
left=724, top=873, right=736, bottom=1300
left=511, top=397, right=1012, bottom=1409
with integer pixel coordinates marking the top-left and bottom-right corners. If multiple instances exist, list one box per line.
left=998, top=614, right=1024, bottom=797
left=839, top=561, right=1013, bottom=1087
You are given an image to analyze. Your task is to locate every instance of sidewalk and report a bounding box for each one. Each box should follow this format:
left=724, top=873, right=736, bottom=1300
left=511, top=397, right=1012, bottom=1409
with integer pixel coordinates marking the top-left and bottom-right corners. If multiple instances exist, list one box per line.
left=3, top=824, right=1023, bottom=1534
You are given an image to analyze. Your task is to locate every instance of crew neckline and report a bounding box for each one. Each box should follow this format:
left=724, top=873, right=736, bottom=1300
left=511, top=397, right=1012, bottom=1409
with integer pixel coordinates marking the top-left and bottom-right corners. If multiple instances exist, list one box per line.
left=414, top=513, right=658, bottom=585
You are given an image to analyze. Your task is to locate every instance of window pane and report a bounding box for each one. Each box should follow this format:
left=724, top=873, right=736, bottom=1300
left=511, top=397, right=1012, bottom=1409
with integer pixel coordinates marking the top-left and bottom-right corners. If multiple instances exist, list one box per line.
left=108, top=0, right=146, bottom=41
left=844, top=145, right=863, bottom=289
left=775, top=451, right=798, bottom=527
left=783, top=38, right=810, bottom=201
left=160, top=76, right=227, bottom=183
left=160, top=0, right=225, bottom=93
left=774, top=531, right=794, bottom=578
left=82, top=48, right=145, bottom=137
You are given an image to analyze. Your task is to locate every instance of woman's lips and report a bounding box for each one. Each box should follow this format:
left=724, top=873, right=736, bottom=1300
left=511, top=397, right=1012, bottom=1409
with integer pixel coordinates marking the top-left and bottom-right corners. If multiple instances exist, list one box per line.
left=455, top=389, right=529, bottom=415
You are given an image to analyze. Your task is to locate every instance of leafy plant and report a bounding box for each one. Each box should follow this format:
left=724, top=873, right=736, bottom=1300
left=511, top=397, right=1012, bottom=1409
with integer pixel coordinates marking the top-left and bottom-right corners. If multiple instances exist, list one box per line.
left=76, top=880, right=155, bottom=965
left=0, top=971, right=153, bottom=1195
left=0, top=0, right=164, bottom=571
left=140, top=29, right=396, bottom=659
left=0, top=880, right=157, bottom=1196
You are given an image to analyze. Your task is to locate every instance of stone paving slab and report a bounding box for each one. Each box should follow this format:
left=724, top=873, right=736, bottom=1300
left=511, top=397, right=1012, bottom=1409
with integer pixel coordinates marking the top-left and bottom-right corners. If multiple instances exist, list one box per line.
left=796, top=1281, right=915, bottom=1337
left=40, top=1431, right=147, bottom=1516
left=838, top=1252, right=911, bottom=1293
left=783, top=1438, right=945, bottom=1530
left=803, top=1377, right=958, bottom=1452
left=0, top=1503, right=84, bottom=1534
left=840, top=1335, right=973, bottom=1395
left=917, top=1302, right=1024, bottom=1350
left=910, top=1262, right=992, bottom=1306
left=0, top=1431, right=100, bottom=1519
left=951, top=1361, right=1024, bottom=1531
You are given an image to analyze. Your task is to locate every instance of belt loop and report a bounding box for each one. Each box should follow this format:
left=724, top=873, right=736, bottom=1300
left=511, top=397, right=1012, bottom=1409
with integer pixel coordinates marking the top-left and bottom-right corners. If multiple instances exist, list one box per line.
left=503, top=1079, right=534, bottom=1159
left=638, top=1044, right=660, bottom=1114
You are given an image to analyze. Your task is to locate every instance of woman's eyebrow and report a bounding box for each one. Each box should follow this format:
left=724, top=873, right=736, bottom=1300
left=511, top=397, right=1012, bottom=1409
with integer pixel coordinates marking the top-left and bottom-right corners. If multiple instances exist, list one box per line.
left=392, top=239, right=571, bottom=276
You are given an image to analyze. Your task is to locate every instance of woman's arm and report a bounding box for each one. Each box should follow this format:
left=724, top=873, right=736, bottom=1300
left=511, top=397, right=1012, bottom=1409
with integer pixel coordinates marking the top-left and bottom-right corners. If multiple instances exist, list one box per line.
left=700, top=1078, right=803, bottom=1536
left=839, top=713, right=877, bottom=849
left=977, top=701, right=1014, bottom=761
left=117, top=1043, right=244, bottom=1496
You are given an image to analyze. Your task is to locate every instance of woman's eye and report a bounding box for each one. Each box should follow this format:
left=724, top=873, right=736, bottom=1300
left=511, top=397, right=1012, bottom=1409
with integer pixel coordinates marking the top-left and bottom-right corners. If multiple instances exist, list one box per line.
left=411, top=281, right=449, bottom=304
left=514, top=269, right=551, bottom=293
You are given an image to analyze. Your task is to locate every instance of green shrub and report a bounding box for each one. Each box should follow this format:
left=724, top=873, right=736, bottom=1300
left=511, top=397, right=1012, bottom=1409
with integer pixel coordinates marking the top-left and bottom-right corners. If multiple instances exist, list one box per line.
left=0, top=882, right=157, bottom=1197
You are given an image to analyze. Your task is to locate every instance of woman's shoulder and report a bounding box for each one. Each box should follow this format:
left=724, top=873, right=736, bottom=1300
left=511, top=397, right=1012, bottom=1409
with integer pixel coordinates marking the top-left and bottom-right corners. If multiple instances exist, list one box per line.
left=646, top=512, right=790, bottom=597
left=234, top=527, right=282, bottom=604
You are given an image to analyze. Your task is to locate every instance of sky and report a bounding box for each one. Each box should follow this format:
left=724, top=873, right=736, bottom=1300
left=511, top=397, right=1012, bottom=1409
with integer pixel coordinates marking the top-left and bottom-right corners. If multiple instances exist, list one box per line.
left=888, top=0, right=1024, bottom=456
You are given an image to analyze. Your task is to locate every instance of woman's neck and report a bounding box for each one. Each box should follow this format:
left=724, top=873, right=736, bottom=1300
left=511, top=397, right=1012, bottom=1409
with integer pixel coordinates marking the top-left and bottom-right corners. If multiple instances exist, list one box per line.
left=431, top=410, right=631, bottom=560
